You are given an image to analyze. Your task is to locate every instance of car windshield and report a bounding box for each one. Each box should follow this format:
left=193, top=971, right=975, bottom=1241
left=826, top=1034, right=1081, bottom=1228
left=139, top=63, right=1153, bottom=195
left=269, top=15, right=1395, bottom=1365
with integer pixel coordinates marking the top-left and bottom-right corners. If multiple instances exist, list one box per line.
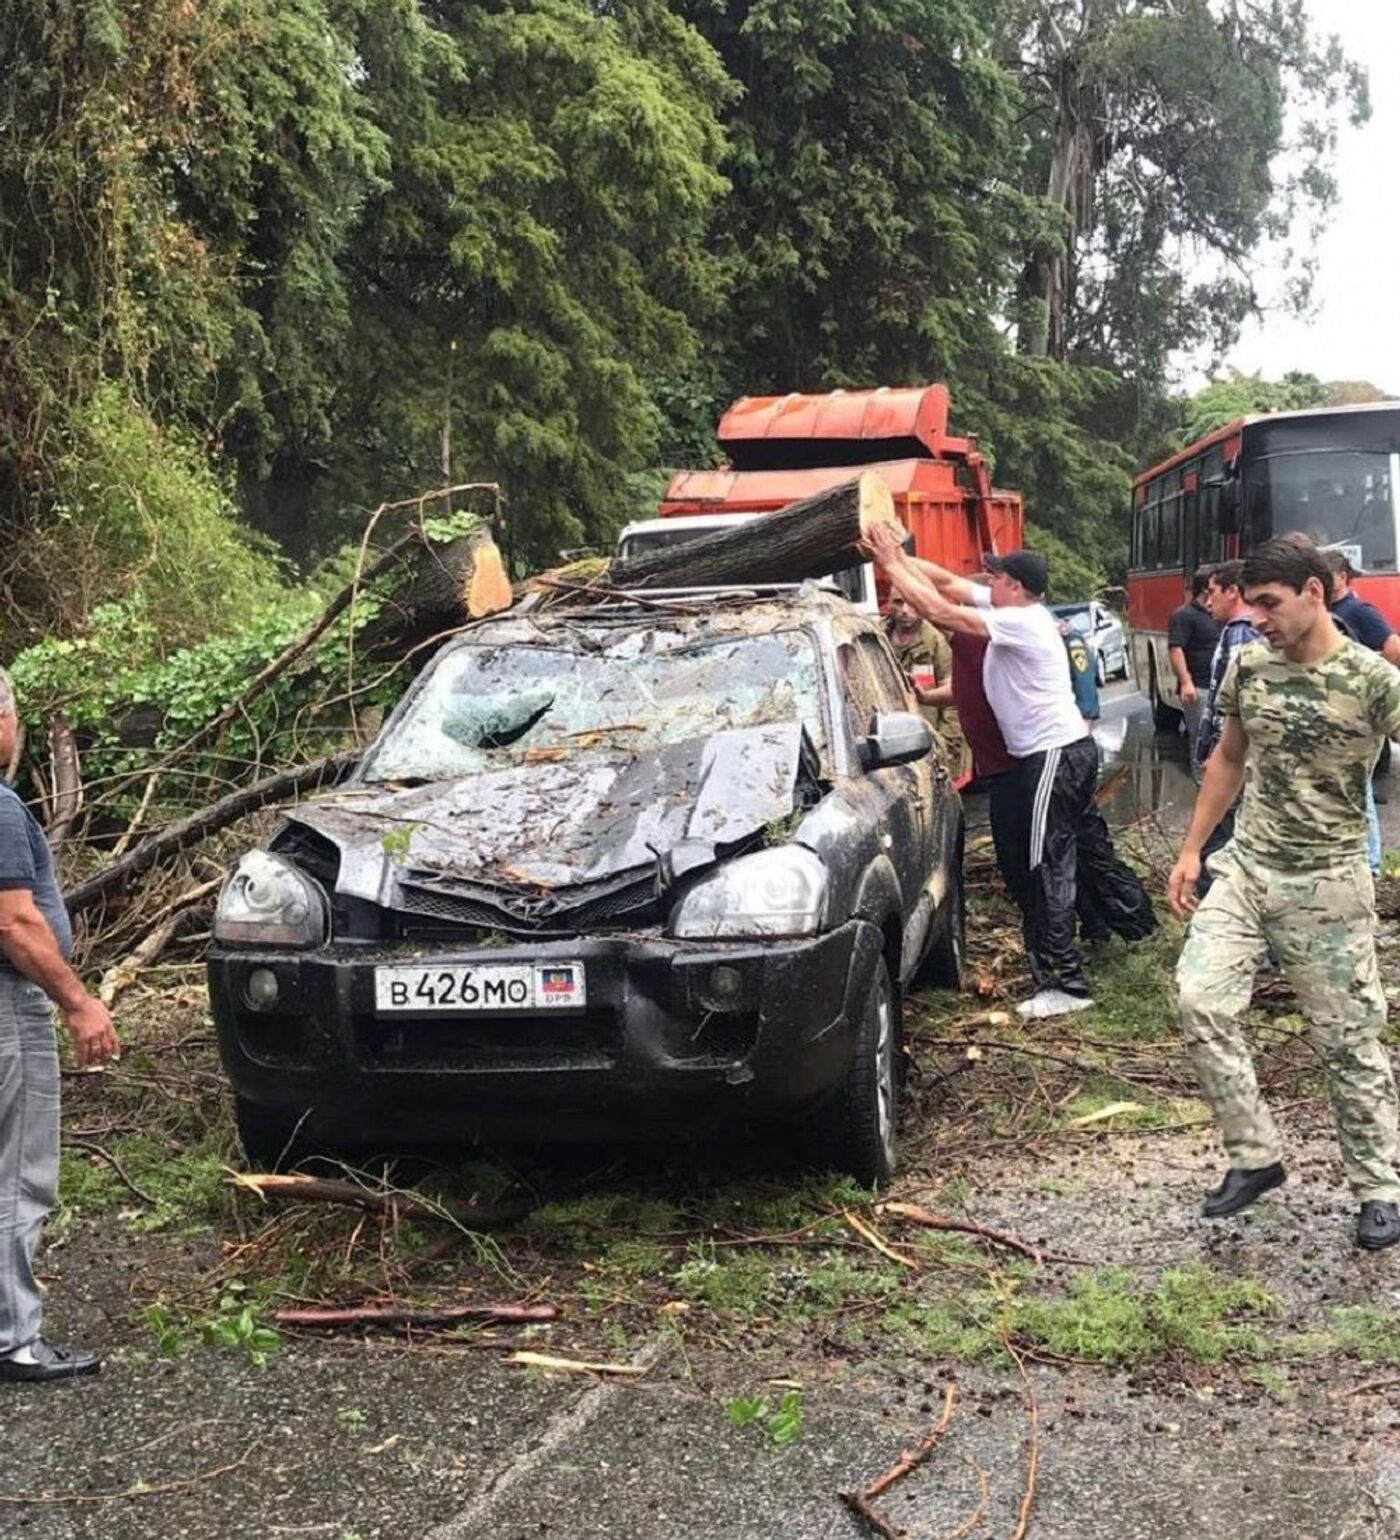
left=364, top=629, right=827, bottom=782
left=1052, top=606, right=1092, bottom=636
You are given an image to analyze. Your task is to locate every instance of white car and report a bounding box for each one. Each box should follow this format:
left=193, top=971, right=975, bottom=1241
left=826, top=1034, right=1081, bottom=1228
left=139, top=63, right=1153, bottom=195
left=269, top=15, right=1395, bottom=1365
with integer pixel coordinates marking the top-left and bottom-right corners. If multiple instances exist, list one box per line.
left=1051, top=601, right=1130, bottom=684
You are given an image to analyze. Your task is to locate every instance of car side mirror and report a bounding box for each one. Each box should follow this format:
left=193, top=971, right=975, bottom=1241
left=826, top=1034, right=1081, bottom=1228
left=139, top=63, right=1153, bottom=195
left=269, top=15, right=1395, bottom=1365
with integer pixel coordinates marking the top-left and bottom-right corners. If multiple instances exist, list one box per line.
left=860, top=711, right=932, bottom=771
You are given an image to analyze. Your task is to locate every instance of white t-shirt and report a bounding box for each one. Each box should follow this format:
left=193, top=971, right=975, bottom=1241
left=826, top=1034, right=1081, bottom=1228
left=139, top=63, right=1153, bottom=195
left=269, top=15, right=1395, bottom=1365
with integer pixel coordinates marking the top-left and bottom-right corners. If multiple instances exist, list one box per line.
left=968, top=588, right=1089, bottom=758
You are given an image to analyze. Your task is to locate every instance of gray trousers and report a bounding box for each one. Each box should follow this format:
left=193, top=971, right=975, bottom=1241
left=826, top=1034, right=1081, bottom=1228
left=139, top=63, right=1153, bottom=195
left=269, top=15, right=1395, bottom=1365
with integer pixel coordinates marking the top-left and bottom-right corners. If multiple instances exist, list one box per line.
left=0, top=971, right=60, bottom=1355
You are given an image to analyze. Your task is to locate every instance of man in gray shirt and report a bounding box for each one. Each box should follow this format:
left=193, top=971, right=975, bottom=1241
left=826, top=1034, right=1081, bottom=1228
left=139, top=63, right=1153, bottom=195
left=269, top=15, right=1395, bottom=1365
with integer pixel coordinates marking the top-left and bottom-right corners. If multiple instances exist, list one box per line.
left=0, top=666, right=120, bottom=1382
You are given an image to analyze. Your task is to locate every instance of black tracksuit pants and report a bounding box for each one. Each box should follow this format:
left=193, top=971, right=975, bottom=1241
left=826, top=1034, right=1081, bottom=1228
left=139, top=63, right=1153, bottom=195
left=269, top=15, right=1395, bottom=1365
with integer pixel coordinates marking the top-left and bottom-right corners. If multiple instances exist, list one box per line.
left=989, top=736, right=1155, bottom=997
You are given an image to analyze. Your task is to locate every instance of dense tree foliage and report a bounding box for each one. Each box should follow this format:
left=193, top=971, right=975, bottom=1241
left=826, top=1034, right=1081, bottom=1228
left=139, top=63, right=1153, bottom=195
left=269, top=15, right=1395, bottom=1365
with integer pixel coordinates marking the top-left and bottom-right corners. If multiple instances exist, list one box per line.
left=0, top=0, right=1368, bottom=653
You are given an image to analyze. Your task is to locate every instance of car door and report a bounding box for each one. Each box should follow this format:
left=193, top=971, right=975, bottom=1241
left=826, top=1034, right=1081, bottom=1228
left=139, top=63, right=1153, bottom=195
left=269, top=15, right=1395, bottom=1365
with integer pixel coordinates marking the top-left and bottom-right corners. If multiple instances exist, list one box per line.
left=848, top=630, right=936, bottom=914
left=1093, top=603, right=1124, bottom=671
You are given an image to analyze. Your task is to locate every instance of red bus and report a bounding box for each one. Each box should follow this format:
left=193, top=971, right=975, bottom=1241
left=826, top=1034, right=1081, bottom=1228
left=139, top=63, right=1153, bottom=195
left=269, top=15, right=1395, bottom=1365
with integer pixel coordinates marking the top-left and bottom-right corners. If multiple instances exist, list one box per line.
left=1129, top=402, right=1400, bottom=728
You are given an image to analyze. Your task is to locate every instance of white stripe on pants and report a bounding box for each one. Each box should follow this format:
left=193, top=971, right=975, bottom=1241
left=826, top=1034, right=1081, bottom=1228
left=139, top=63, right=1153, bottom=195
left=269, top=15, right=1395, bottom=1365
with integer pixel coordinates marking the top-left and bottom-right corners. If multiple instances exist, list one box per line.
left=1029, top=746, right=1061, bottom=870
left=0, top=972, right=60, bottom=1354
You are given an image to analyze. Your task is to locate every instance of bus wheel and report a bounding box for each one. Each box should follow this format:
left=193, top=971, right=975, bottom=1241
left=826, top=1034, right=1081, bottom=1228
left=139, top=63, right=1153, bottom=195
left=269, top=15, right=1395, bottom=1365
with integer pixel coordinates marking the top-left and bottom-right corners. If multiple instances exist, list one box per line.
left=1149, top=661, right=1183, bottom=734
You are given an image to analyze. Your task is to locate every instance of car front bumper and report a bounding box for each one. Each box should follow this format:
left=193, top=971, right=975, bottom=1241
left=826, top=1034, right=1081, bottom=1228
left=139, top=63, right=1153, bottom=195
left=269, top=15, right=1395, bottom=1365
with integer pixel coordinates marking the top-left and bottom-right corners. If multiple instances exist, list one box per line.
left=208, top=920, right=885, bottom=1149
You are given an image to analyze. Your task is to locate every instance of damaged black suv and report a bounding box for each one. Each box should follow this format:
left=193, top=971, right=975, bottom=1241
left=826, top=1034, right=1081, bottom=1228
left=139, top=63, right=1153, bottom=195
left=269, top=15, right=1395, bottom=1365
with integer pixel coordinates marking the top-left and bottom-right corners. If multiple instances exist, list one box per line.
left=209, top=591, right=964, bottom=1184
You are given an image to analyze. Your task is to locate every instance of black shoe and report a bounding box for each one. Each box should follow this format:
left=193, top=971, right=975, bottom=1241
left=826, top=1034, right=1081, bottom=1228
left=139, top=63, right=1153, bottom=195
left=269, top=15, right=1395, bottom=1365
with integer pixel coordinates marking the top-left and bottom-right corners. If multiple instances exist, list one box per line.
left=1202, top=1162, right=1286, bottom=1218
left=0, top=1339, right=102, bottom=1384
left=1356, top=1202, right=1400, bottom=1251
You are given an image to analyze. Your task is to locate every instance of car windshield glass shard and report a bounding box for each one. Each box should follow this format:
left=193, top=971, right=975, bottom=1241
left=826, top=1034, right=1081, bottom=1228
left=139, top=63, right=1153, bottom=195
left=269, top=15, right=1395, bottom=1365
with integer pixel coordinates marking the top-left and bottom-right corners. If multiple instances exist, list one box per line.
left=366, top=631, right=826, bottom=783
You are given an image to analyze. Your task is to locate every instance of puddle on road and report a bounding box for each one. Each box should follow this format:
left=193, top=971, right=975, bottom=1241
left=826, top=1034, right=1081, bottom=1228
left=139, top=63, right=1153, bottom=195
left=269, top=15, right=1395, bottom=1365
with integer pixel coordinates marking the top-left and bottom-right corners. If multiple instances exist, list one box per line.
left=1094, top=693, right=1197, bottom=837
left=1093, top=690, right=1400, bottom=850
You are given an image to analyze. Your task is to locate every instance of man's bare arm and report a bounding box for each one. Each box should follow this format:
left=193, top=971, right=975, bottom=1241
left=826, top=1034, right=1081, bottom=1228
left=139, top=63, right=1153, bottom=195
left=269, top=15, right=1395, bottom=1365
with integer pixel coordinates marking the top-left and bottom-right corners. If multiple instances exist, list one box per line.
left=863, top=525, right=989, bottom=637
left=0, top=890, right=119, bottom=1066
left=1167, top=716, right=1247, bottom=918
left=1168, top=645, right=1197, bottom=705
left=904, top=556, right=980, bottom=605
left=884, top=560, right=989, bottom=637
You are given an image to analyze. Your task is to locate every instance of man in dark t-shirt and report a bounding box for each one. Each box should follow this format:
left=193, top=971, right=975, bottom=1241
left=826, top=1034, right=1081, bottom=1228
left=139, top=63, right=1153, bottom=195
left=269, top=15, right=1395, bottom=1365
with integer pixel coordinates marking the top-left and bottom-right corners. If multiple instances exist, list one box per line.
left=1327, top=553, right=1400, bottom=665
left=1167, top=567, right=1220, bottom=765
left=0, top=667, right=120, bottom=1383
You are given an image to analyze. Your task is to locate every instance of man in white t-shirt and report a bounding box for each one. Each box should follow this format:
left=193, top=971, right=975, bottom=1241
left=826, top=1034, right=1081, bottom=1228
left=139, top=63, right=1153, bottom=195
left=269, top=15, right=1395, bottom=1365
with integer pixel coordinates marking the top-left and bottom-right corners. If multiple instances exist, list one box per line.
left=864, top=528, right=1152, bottom=1018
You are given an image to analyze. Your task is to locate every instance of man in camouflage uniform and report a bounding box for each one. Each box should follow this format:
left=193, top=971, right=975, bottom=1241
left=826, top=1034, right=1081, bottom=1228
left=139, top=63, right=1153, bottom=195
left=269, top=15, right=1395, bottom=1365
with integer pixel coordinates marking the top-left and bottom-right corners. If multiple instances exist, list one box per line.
left=1168, top=538, right=1400, bottom=1249
left=885, top=592, right=971, bottom=779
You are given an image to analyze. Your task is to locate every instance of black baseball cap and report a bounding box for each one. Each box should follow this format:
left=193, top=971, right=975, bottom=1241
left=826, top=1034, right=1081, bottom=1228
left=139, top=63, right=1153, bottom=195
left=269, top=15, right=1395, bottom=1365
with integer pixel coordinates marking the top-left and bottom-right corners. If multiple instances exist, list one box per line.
left=983, top=550, right=1048, bottom=597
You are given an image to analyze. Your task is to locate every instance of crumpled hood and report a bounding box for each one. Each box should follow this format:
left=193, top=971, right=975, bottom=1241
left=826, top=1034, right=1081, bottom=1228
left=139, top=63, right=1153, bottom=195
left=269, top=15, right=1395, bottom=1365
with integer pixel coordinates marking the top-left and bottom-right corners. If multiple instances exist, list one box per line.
left=285, top=722, right=814, bottom=903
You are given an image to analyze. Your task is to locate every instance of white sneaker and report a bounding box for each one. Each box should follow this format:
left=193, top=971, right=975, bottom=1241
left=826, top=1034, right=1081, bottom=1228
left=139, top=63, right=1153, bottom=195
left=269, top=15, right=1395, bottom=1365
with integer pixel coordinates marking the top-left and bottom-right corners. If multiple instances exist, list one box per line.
left=1016, top=988, right=1095, bottom=1020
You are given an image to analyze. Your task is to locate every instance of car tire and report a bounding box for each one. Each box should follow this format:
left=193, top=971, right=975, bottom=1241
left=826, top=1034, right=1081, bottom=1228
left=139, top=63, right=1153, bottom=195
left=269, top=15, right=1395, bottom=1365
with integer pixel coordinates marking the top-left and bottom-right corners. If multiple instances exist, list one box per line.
left=235, top=1098, right=307, bottom=1172
left=815, top=953, right=899, bottom=1188
left=1095, top=651, right=1108, bottom=686
left=919, top=876, right=964, bottom=991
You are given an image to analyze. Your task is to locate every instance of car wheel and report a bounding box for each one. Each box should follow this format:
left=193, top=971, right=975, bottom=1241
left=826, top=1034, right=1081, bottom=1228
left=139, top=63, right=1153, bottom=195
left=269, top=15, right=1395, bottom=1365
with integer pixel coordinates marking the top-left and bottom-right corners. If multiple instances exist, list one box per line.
left=235, top=1098, right=308, bottom=1172
left=919, top=876, right=964, bottom=991
left=1095, top=651, right=1107, bottom=686
left=815, top=953, right=899, bottom=1188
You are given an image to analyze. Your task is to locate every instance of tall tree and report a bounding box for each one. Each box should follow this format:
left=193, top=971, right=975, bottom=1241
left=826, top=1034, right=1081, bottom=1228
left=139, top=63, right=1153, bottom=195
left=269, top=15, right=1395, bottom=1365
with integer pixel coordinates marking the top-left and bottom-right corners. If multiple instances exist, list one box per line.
left=674, top=0, right=1032, bottom=395
left=1000, top=0, right=1368, bottom=369
left=251, top=0, right=733, bottom=566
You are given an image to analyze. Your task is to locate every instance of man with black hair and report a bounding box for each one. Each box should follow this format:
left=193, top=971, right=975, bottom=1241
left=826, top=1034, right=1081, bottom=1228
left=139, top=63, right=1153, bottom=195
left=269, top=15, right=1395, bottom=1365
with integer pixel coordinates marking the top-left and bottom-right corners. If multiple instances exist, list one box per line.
left=1168, top=566, right=1220, bottom=766
left=1169, top=539, right=1400, bottom=1250
left=864, top=528, right=1153, bottom=1019
left=1325, top=551, right=1400, bottom=666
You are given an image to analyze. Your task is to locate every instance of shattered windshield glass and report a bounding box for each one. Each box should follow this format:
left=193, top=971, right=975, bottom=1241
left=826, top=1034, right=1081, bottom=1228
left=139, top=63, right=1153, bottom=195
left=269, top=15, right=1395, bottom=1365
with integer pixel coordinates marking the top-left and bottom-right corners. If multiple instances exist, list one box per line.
left=364, top=629, right=826, bottom=783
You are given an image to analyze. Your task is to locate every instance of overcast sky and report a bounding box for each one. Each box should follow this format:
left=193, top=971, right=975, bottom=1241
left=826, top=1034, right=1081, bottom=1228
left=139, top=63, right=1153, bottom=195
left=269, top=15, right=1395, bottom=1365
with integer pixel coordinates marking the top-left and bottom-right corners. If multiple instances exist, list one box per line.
left=1206, top=0, right=1399, bottom=392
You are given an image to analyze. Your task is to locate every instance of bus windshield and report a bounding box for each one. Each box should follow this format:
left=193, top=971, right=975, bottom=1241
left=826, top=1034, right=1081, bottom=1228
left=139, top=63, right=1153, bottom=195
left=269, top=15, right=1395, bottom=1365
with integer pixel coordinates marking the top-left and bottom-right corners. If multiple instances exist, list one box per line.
left=1245, top=448, right=1397, bottom=573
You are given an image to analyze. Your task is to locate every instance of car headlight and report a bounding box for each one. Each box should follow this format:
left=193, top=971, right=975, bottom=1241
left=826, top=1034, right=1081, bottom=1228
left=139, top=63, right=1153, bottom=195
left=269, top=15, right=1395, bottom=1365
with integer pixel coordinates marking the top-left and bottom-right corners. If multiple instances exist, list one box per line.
left=671, top=847, right=828, bottom=939
left=214, top=851, right=328, bottom=948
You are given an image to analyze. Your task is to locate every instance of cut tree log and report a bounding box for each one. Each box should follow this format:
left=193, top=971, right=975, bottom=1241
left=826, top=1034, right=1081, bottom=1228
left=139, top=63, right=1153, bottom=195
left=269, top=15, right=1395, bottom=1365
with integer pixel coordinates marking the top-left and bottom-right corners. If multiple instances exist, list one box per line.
left=356, top=525, right=512, bottom=662
left=63, top=749, right=360, bottom=916
left=605, top=472, right=899, bottom=592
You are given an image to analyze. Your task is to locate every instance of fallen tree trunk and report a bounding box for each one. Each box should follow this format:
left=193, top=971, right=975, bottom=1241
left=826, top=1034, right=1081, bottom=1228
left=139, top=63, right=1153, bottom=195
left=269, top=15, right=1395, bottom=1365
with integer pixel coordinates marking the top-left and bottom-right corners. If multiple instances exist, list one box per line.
left=356, top=525, right=512, bottom=661
left=228, top=1171, right=535, bottom=1229
left=63, top=749, right=360, bottom=916
left=273, top=1303, right=556, bottom=1330
left=605, top=472, right=899, bottom=592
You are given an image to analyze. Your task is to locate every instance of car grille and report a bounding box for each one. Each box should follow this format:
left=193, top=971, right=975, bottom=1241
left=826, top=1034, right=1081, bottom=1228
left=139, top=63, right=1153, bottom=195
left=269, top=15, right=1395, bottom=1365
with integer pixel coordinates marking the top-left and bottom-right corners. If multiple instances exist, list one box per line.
left=394, top=874, right=661, bottom=936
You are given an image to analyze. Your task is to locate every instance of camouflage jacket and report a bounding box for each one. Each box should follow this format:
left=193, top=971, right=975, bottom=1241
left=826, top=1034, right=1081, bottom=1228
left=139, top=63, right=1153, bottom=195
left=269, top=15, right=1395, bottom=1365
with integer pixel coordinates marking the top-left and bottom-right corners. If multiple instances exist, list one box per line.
left=1218, top=636, right=1400, bottom=869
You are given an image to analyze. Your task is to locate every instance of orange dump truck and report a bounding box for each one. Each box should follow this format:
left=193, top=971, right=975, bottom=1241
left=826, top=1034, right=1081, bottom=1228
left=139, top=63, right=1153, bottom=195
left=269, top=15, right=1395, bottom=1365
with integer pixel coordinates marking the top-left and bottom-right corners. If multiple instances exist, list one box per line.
left=650, top=385, right=1022, bottom=580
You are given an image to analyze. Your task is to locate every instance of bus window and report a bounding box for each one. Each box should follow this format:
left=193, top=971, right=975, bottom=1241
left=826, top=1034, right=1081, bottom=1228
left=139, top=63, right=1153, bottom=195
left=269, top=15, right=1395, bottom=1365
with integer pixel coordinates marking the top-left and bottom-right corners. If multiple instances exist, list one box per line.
left=1197, top=448, right=1224, bottom=565
left=1158, top=469, right=1182, bottom=569
left=1247, top=452, right=1396, bottom=572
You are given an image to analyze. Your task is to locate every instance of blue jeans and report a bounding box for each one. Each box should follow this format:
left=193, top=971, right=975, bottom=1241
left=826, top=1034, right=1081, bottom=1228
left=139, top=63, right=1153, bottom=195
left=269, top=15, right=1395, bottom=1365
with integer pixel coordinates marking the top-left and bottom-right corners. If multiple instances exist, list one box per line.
left=1368, top=780, right=1383, bottom=876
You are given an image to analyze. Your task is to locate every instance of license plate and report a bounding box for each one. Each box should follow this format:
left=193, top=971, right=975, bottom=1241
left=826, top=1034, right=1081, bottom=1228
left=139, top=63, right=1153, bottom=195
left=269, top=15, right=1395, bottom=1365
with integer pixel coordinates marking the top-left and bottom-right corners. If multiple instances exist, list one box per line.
left=374, top=962, right=586, bottom=1014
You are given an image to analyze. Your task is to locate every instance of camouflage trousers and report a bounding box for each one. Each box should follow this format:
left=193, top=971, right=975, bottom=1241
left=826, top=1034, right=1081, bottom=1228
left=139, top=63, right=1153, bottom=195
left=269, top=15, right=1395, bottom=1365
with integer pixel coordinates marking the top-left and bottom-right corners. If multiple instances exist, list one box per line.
left=1176, top=845, right=1400, bottom=1203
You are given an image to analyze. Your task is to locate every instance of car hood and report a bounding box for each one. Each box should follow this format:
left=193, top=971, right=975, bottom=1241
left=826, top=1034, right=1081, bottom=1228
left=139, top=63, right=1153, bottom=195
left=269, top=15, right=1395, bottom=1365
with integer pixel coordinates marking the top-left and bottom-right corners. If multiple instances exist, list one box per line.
left=285, top=721, right=820, bottom=904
